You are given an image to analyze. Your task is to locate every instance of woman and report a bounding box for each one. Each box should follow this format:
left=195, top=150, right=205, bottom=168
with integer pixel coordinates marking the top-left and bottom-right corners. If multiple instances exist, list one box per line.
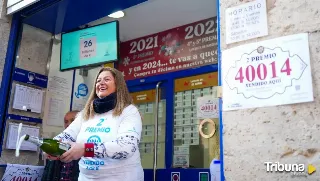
left=47, top=67, right=144, bottom=181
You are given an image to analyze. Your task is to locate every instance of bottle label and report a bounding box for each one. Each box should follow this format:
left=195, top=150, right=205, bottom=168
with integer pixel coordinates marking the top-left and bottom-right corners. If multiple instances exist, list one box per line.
left=59, top=143, right=71, bottom=151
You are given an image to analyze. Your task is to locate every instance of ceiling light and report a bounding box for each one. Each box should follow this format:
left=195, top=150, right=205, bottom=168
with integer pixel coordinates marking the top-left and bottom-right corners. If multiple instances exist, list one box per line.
left=108, top=11, right=125, bottom=18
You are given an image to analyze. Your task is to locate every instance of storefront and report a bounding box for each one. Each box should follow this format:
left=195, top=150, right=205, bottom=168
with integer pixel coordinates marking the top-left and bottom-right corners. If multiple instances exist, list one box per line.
left=0, top=0, right=223, bottom=180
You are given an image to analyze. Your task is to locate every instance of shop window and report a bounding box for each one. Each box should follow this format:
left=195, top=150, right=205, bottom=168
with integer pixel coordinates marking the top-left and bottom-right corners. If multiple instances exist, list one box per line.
left=131, top=90, right=166, bottom=169
left=173, top=72, right=219, bottom=168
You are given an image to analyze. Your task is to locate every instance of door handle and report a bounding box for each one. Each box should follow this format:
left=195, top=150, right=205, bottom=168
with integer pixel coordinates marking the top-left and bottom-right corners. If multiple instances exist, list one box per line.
left=153, top=81, right=161, bottom=181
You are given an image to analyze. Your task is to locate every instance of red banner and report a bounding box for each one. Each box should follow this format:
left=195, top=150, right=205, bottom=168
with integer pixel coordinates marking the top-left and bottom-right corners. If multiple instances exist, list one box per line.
left=118, top=17, right=218, bottom=80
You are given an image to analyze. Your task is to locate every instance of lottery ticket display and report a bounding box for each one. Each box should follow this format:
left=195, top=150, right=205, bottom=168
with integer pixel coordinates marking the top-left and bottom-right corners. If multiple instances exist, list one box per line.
left=174, top=87, right=216, bottom=145
left=137, top=100, right=166, bottom=169
left=173, top=86, right=217, bottom=167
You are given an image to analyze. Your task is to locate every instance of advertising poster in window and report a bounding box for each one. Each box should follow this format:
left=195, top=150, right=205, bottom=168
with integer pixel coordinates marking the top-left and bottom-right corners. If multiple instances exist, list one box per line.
left=173, top=154, right=189, bottom=168
left=225, top=0, right=268, bottom=44
left=118, top=17, right=218, bottom=80
left=197, top=95, right=219, bottom=119
left=222, top=33, right=313, bottom=111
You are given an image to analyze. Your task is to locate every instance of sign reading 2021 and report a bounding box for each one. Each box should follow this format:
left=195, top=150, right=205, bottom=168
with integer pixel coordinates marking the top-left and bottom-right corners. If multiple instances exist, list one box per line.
left=222, top=33, right=314, bottom=110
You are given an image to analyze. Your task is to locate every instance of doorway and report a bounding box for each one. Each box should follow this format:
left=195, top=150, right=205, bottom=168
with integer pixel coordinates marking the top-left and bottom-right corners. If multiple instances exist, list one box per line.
left=0, top=0, right=222, bottom=180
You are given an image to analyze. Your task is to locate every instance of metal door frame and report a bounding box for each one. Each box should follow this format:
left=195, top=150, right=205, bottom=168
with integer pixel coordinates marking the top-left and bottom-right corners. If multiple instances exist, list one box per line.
left=128, top=79, right=172, bottom=181
left=126, top=64, right=220, bottom=181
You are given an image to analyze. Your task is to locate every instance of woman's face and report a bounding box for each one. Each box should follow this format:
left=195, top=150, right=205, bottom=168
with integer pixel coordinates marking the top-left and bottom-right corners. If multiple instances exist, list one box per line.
left=95, top=71, right=116, bottom=98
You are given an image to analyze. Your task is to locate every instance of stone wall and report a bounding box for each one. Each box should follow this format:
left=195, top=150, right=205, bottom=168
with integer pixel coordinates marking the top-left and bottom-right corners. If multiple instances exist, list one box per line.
left=0, top=0, right=12, bottom=176
left=220, top=0, right=320, bottom=180
left=0, top=21, right=52, bottom=176
left=0, top=0, right=11, bottom=87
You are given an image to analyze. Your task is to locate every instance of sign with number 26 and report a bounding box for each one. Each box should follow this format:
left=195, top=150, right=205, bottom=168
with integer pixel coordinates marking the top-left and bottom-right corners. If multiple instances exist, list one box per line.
left=222, top=33, right=313, bottom=110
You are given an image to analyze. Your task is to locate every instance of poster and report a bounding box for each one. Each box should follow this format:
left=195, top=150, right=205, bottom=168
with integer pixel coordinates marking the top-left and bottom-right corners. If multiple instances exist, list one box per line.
left=46, top=75, right=73, bottom=126
left=225, top=0, right=268, bottom=44
left=197, top=96, right=219, bottom=118
left=1, top=164, right=44, bottom=181
left=44, top=42, right=73, bottom=127
left=174, top=72, right=218, bottom=92
left=131, top=90, right=156, bottom=104
left=222, top=33, right=313, bottom=110
left=118, top=17, right=218, bottom=80
left=46, top=96, right=68, bottom=126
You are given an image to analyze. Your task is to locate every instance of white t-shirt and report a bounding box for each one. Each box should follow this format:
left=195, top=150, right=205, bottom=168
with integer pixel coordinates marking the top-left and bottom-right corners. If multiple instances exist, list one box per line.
left=54, top=104, right=144, bottom=181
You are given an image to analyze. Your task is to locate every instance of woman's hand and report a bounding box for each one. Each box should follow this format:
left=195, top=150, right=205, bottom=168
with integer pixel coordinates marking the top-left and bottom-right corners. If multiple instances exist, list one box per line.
left=59, top=142, right=85, bottom=163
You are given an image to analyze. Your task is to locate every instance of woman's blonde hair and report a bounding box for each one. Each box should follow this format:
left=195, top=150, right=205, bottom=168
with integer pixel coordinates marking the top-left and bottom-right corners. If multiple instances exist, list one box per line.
left=83, top=67, right=133, bottom=120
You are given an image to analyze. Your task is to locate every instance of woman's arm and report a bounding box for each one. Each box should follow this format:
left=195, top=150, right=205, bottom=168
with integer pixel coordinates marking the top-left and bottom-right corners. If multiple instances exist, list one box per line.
left=53, top=112, right=83, bottom=142
left=93, top=106, right=142, bottom=159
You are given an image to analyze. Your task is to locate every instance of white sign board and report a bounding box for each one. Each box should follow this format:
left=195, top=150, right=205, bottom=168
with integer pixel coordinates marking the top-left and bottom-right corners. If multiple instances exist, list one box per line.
left=6, top=123, right=40, bottom=151
left=197, top=96, right=219, bottom=118
left=225, top=0, right=268, bottom=44
left=7, top=0, right=40, bottom=15
left=1, top=164, right=44, bottom=181
left=222, top=33, right=313, bottom=110
left=44, top=43, right=73, bottom=127
left=7, top=0, right=23, bottom=8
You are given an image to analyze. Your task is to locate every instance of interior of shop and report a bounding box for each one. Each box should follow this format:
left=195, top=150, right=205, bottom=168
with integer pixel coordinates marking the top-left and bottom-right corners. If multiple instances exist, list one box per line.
left=0, top=0, right=221, bottom=180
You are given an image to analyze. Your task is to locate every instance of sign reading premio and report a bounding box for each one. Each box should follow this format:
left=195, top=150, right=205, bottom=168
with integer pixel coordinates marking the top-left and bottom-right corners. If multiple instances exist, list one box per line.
left=222, top=33, right=313, bottom=110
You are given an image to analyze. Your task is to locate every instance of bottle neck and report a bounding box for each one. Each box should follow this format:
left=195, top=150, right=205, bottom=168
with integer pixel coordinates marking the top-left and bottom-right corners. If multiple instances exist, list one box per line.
left=27, top=136, right=43, bottom=146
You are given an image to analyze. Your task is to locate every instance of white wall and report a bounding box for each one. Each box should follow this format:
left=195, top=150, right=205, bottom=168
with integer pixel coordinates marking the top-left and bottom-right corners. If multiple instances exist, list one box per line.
left=42, top=37, right=73, bottom=136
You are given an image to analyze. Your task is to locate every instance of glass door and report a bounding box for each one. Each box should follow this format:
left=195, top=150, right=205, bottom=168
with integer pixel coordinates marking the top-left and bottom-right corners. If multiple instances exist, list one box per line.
left=127, top=71, right=220, bottom=181
left=128, top=81, right=168, bottom=181
left=173, top=72, right=220, bottom=169
left=153, top=71, right=220, bottom=181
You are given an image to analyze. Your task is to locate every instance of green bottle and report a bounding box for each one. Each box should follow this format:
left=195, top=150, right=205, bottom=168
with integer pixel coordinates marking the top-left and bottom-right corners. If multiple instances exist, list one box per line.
left=24, top=134, right=70, bottom=156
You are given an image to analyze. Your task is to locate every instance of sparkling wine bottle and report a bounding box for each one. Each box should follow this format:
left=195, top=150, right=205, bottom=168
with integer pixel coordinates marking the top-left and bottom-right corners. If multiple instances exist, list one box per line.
left=24, top=134, right=70, bottom=156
